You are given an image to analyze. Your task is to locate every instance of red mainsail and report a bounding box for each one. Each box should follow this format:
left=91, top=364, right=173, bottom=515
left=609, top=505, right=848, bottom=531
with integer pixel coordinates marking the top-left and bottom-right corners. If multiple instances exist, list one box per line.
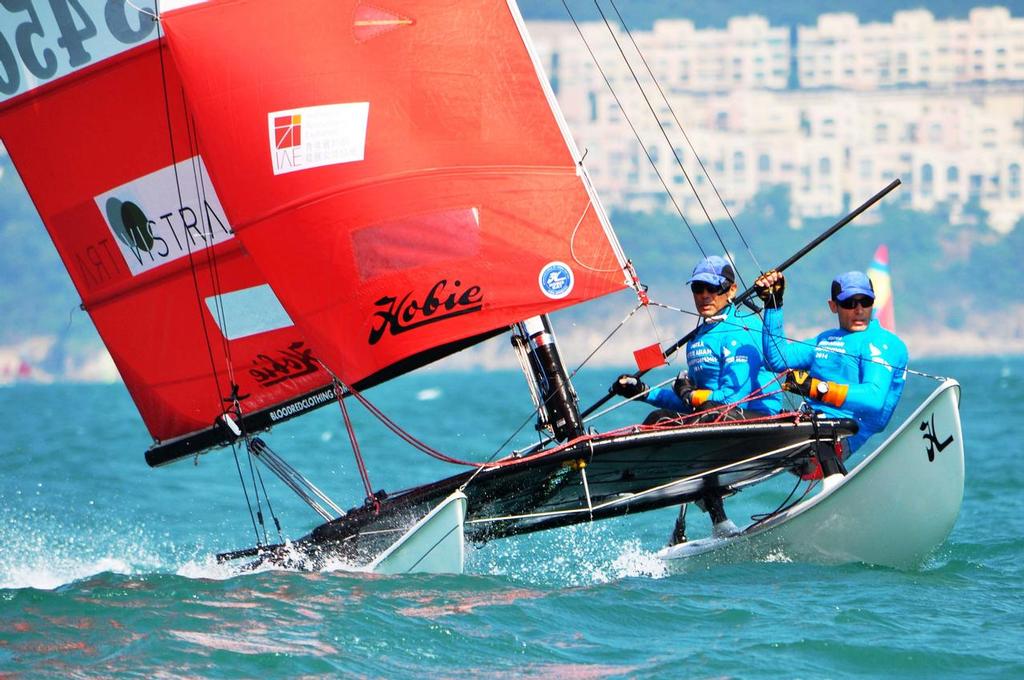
left=0, top=25, right=334, bottom=463
left=161, top=0, right=629, bottom=385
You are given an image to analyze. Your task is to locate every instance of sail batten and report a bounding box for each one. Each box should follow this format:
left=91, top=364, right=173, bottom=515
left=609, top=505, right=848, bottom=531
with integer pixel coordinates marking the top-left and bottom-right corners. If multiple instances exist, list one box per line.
left=161, top=0, right=630, bottom=387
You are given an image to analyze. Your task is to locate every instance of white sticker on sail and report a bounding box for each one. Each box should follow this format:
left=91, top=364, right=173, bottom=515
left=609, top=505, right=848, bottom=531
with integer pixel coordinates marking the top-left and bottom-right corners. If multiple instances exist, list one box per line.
left=538, top=261, right=575, bottom=299
left=94, top=156, right=234, bottom=276
left=268, top=103, right=370, bottom=175
left=205, top=285, right=294, bottom=340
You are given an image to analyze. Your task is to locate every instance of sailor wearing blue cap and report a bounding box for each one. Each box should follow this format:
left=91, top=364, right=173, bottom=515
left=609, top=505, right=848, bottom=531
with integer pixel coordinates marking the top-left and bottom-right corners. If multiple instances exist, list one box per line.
left=754, top=269, right=908, bottom=464
left=611, top=255, right=781, bottom=417
left=610, top=255, right=782, bottom=544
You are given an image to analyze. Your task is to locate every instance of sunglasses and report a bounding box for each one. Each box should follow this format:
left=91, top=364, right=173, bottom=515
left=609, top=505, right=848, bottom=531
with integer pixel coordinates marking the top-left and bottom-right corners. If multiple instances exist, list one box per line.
left=836, top=296, right=874, bottom=309
left=690, top=281, right=729, bottom=295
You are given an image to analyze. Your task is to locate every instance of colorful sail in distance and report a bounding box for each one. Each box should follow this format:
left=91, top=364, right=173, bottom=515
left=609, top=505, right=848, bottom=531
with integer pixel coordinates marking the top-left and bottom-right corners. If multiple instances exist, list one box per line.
left=160, top=0, right=630, bottom=386
left=0, top=6, right=334, bottom=464
left=866, top=244, right=895, bottom=330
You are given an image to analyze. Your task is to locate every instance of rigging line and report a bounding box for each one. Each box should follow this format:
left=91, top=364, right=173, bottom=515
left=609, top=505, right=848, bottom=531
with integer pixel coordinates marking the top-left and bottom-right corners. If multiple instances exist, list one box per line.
left=246, top=446, right=268, bottom=544
left=579, top=374, right=675, bottom=424
left=154, top=23, right=228, bottom=411
left=332, top=381, right=376, bottom=504
left=155, top=17, right=266, bottom=530
left=592, top=1, right=748, bottom=292
left=312, top=361, right=490, bottom=468
left=241, top=427, right=269, bottom=543
left=229, top=440, right=262, bottom=545
left=645, top=292, right=794, bottom=386
left=63, top=303, right=77, bottom=332
left=607, top=0, right=764, bottom=275
left=757, top=321, right=921, bottom=379
left=749, top=473, right=814, bottom=525
left=639, top=296, right=670, bottom=364
left=620, top=260, right=671, bottom=365
left=248, top=445, right=285, bottom=542
left=183, top=120, right=262, bottom=447
left=518, top=372, right=680, bottom=458
left=560, top=0, right=707, bottom=259
left=569, top=200, right=619, bottom=272
left=182, top=106, right=238, bottom=391
left=325, top=302, right=652, bottom=479
left=130, top=0, right=158, bottom=20
left=567, top=301, right=645, bottom=378
left=481, top=301, right=650, bottom=472
left=344, top=382, right=491, bottom=467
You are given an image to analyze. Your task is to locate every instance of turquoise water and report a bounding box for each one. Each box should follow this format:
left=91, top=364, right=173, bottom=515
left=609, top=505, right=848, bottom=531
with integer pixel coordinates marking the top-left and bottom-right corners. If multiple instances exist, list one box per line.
left=2, top=357, right=1023, bottom=677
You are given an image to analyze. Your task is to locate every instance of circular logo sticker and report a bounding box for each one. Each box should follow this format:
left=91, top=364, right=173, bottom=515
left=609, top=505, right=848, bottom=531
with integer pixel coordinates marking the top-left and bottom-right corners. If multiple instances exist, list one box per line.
left=538, top=261, right=574, bottom=299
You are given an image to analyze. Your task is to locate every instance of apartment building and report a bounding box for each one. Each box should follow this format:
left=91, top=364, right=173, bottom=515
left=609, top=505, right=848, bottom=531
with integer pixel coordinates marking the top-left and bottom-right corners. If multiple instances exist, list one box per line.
left=527, top=8, right=1024, bottom=231
left=798, top=7, right=1024, bottom=89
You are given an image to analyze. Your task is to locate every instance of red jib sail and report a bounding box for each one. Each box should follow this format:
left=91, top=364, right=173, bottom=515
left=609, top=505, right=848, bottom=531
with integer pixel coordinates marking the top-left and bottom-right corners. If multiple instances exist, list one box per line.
left=0, top=9, right=334, bottom=464
left=160, top=0, right=629, bottom=386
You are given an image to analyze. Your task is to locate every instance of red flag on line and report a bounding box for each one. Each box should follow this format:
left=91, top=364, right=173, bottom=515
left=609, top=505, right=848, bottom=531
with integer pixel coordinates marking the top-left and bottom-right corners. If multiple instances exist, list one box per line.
left=633, top=342, right=667, bottom=371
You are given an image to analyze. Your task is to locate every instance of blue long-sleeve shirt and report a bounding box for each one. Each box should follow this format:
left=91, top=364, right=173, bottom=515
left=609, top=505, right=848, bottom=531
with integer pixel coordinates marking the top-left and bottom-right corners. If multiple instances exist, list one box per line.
left=644, top=305, right=782, bottom=414
left=762, top=307, right=908, bottom=451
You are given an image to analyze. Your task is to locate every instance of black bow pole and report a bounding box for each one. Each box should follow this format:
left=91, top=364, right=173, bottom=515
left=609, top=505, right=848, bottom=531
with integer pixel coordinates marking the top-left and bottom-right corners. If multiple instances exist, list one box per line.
left=580, top=178, right=901, bottom=420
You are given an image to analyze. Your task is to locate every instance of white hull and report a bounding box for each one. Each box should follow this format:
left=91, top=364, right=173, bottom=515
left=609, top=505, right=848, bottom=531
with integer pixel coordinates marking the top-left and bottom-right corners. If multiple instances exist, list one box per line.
left=658, top=379, right=964, bottom=569
left=368, top=491, right=467, bottom=575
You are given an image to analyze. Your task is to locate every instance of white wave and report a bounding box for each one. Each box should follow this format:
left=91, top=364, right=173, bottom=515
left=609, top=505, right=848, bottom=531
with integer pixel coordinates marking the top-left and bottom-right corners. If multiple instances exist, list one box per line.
left=175, top=554, right=245, bottom=581
left=470, top=525, right=669, bottom=586
left=416, top=388, right=442, bottom=401
left=609, top=540, right=670, bottom=579
left=175, top=541, right=365, bottom=581
left=0, top=556, right=136, bottom=590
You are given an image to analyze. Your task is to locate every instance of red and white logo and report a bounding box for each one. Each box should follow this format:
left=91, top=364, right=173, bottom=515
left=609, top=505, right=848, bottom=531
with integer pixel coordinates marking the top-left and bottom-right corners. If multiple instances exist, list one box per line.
left=267, top=103, right=369, bottom=175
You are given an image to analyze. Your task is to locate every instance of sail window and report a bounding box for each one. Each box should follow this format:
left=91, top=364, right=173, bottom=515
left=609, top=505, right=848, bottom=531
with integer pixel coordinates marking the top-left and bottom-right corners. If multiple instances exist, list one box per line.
left=205, top=285, right=294, bottom=340
left=351, top=208, right=481, bottom=281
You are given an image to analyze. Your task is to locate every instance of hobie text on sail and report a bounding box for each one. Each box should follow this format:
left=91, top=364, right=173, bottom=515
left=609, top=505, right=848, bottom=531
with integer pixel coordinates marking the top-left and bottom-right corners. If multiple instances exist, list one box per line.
left=369, top=279, right=483, bottom=345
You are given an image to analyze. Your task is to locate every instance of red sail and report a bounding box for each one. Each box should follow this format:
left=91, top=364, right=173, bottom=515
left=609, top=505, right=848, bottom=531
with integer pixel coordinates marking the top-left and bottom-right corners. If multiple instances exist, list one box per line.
left=0, top=27, right=333, bottom=459
left=161, top=0, right=628, bottom=385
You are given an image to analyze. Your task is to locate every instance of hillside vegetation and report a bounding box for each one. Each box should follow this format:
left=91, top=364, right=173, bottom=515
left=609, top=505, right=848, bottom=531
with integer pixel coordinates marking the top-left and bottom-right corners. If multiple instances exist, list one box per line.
left=606, top=185, right=1023, bottom=334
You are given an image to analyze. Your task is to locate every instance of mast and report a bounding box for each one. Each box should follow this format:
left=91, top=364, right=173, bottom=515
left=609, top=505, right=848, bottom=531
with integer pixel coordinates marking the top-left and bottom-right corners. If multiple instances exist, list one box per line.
left=513, top=315, right=584, bottom=441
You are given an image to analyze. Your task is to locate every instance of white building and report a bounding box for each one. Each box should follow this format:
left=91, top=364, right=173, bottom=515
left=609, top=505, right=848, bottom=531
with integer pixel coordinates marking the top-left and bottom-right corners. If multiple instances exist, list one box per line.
left=527, top=8, right=1024, bottom=232
left=799, top=7, right=1024, bottom=89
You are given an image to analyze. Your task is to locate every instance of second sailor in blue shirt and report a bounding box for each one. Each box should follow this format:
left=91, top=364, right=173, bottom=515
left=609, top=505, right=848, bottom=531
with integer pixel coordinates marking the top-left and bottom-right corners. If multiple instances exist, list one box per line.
left=754, top=269, right=908, bottom=476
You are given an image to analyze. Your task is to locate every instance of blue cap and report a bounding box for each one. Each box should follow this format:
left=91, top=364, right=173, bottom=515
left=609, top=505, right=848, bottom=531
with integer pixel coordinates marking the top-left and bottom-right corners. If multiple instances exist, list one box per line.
left=831, top=271, right=875, bottom=302
left=687, top=256, right=735, bottom=287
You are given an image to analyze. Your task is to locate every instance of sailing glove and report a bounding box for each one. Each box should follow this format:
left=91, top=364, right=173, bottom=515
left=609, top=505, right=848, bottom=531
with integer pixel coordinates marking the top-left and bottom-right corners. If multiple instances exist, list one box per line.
left=782, top=370, right=848, bottom=407
left=754, top=270, right=785, bottom=308
left=611, top=374, right=647, bottom=399
left=673, top=376, right=712, bottom=408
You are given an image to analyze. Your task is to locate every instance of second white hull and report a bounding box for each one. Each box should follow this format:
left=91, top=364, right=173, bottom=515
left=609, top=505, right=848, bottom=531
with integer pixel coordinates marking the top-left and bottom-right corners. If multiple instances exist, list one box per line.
left=658, top=379, right=965, bottom=570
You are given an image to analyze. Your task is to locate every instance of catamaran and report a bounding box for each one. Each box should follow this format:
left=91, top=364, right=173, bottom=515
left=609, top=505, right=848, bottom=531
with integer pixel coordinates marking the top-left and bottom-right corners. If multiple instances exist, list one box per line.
left=0, top=0, right=963, bottom=573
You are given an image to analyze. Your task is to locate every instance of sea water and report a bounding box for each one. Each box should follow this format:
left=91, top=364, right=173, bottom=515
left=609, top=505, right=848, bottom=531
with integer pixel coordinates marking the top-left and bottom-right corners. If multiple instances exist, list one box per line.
left=1, top=357, right=1022, bottom=677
